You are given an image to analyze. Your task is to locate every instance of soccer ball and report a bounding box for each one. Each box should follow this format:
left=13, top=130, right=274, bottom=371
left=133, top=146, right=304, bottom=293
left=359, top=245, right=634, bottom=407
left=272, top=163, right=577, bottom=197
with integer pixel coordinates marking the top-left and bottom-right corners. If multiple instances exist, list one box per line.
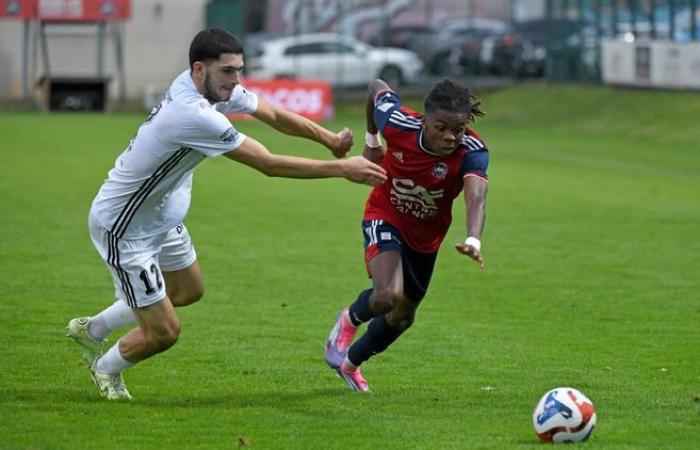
left=532, top=387, right=597, bottom=443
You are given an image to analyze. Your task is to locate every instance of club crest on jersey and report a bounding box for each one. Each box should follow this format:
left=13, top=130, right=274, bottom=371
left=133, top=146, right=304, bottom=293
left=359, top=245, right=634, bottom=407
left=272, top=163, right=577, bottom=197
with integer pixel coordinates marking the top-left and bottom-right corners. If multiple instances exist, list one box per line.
left=392, top=152, right=404, bottom=162
left=433, top=162, right=448, bottom=179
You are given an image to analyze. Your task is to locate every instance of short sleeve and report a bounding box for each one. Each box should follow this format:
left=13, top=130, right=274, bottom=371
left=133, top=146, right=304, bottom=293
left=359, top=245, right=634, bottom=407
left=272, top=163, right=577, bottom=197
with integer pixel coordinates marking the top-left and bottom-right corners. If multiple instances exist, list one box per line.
left=460, top=148, right=489, bottom=180
left=372, top=89, right=402, bottom=133
left=178, top=105, right=247, bottom=157
left=215, top=84, right=259, bottom=115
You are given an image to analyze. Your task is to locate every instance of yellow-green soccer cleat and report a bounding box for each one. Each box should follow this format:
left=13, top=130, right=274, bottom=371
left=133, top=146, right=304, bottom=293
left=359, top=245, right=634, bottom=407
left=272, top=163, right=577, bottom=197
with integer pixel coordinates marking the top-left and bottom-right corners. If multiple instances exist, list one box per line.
left=66, top=317, right=105, bottom=365
left=89, top=357, right=132, bottom=401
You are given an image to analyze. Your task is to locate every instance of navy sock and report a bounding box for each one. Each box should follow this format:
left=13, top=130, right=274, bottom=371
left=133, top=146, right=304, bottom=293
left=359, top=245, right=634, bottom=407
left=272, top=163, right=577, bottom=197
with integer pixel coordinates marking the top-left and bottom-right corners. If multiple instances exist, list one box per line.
left=348, top=289, right=373, bottom=326
left=347, top=315, right=403, bottom=366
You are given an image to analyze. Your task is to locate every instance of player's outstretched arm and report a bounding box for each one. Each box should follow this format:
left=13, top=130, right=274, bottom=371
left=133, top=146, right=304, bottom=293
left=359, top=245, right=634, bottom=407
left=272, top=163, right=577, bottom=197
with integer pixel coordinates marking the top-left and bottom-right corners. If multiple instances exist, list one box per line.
left=225, top=136, right=386, bottom=186
left=251, top=96, right=353, bottom=158
left=362, top=79, right=390, bottom=164
left=455, top=176, right=488, bottom=267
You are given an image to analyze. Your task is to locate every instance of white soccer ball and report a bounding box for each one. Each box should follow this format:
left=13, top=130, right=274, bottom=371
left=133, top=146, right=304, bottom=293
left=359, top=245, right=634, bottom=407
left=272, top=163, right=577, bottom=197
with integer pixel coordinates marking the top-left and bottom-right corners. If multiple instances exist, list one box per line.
left=532, top=387, right=597, bottom=443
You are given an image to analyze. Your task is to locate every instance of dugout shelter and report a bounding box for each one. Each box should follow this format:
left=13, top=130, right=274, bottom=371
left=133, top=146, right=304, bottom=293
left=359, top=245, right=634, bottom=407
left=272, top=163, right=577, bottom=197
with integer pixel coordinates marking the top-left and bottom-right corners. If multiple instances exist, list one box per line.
left=0, top=0, right=130, bottom=111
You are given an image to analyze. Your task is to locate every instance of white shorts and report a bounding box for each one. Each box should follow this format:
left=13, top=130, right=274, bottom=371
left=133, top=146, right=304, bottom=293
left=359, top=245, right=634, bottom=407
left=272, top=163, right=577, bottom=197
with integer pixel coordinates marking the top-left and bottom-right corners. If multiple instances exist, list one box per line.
left=89, top=213, right=197, bottom=308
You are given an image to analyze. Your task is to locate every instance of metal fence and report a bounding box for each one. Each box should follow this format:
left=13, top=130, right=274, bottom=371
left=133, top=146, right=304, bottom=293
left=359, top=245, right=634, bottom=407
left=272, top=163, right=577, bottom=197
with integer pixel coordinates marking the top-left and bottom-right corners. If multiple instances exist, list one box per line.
left=208, top=0, right=699, bottom=84
left=544, top=0, right=700, bottom=82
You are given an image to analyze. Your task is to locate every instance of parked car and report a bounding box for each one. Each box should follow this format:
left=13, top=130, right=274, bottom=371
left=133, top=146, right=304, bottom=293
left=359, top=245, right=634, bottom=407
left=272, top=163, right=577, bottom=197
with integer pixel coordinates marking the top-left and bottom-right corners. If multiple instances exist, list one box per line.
left=367, top=24, right=434, bottom=50
left=245, top=33, right=424, bottom=87
left=485, top=19, right=587, bottom=78
left=407, top=18, right=508, bottom=75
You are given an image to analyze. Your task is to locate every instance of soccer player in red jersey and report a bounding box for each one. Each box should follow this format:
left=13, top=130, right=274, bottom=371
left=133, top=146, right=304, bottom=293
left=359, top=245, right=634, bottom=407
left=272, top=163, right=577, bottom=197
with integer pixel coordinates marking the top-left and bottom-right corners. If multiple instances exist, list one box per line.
left=324, top=78, right=489, bottom=392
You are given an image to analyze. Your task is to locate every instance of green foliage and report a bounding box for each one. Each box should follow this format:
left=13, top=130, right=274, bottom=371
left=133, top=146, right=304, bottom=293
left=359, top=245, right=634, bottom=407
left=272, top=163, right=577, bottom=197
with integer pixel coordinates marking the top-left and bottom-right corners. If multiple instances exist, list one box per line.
left=1, top=85, right=699, bottom=449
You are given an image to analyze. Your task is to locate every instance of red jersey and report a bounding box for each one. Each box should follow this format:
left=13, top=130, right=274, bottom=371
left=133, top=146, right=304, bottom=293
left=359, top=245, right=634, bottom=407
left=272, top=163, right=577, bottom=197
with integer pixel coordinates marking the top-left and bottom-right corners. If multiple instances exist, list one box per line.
left=364, top=89, right=489, bottom=253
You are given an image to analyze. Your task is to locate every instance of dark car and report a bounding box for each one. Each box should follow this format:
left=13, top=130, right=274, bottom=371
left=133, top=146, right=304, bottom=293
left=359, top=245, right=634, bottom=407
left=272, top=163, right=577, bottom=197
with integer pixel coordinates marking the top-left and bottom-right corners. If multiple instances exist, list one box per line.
left=487, top=19, right=586, bottom=77
left=367, top=25, right=434, bottom=50
left=407, top=18, right=508, bottom=75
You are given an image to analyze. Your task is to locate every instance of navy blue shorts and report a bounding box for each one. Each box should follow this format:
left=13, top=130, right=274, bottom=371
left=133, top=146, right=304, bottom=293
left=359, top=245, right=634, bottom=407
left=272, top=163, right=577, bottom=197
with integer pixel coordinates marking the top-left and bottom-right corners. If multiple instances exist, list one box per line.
left=362, top=219, right=437, bottom=303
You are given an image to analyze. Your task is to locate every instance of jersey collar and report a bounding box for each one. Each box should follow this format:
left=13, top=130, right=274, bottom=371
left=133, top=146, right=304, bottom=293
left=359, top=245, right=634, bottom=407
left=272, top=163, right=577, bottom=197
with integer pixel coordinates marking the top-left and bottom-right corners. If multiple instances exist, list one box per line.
left=418, top=129, right=444, bottom=157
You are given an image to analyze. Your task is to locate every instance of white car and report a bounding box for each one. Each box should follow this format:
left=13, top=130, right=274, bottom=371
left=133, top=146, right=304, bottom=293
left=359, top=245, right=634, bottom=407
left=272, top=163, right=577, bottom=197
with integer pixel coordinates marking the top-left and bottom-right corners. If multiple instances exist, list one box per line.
left=245, top=33, right=424, bottom=87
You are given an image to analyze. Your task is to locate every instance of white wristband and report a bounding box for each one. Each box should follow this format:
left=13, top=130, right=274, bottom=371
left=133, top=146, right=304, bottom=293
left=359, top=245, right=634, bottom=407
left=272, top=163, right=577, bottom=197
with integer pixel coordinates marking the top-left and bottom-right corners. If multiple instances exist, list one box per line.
left=365, top=131, right=382, bottom=148
left=464, top=237, right=481, bottom=252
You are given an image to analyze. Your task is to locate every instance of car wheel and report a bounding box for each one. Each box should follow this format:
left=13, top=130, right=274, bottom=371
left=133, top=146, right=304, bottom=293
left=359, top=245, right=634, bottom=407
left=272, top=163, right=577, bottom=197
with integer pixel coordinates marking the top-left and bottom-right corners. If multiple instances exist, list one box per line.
left=379, top=65, right=404, bottom=87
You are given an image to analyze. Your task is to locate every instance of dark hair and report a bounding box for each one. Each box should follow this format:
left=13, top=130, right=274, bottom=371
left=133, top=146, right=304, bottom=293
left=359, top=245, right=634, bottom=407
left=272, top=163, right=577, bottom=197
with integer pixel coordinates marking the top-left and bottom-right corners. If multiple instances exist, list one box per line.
left=189, top=28, right=244, bottom=70
left=424, top=79, right=485, bottom=122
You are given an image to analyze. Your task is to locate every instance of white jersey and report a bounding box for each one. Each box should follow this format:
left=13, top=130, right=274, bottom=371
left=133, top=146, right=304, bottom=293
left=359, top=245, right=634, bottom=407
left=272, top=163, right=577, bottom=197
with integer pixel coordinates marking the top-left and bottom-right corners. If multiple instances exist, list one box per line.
left=90, top=70, right=258, bottom=239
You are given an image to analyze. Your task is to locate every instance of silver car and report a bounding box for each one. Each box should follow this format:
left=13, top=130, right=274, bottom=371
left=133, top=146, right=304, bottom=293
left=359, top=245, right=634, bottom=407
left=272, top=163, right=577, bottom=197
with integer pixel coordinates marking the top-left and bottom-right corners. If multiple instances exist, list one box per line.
left=246, top=33, right=424, bottom=87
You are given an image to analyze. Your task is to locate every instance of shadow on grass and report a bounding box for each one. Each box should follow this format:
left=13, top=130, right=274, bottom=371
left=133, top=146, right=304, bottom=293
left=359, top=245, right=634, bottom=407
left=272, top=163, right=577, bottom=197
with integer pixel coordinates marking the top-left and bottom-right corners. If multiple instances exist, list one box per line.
left=4, top=385, right=360, bottom=416
left=141, top=387, right=352, bottom=409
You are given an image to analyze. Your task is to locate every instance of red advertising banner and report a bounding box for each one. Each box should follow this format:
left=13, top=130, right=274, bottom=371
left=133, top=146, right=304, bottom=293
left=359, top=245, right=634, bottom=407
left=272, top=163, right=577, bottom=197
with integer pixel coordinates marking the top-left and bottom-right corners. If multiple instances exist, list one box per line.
left=37, top=0, right=130, bottom=22
left=0, top=0, right=130, bottom=21
left=228, top=79, right=335, bottom=122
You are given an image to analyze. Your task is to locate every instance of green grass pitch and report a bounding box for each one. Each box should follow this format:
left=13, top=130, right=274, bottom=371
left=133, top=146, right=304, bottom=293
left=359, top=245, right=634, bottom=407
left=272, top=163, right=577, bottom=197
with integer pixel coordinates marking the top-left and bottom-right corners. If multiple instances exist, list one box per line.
left=1, top=84, right=699, bottom=449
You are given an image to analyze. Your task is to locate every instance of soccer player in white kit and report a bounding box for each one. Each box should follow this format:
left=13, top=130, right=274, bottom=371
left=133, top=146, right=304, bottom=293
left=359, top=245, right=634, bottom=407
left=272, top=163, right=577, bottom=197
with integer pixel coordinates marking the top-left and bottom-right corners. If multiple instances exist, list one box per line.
left=65, top=28, right=387, bottom=400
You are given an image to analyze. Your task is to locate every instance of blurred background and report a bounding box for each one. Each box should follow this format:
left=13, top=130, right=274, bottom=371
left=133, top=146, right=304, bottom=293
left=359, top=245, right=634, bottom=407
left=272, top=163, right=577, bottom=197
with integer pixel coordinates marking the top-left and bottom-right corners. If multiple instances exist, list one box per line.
left=0, top=0, right=698, bottom=113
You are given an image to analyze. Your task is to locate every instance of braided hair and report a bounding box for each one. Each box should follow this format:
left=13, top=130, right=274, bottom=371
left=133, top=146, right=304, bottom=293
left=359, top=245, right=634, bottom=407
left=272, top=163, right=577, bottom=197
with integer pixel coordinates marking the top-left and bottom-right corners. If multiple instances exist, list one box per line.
left=424, top=79, right=485, bottom=123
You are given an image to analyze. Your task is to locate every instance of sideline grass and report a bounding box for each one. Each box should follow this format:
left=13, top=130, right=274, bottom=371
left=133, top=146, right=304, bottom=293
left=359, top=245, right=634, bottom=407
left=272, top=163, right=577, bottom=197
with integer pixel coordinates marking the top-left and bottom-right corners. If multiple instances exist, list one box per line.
left=1, top=84, right=699, bottom=449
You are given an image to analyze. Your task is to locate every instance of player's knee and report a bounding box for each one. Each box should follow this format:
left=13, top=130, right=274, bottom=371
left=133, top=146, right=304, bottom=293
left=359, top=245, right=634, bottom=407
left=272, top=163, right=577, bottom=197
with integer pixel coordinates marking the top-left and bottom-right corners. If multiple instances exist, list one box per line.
left=387, top=310, right=415, bottom=332
left=156, top=326, right=180, bottom=350
left=371, top=288, right=404, bottom=313
left=150, top=317, right=181, bottom=350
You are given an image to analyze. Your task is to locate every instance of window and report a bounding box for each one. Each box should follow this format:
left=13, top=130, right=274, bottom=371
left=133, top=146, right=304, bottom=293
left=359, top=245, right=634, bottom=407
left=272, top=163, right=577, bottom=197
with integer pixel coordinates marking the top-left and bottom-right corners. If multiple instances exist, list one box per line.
left=323, top=42, right=357, bottom=54
left=284, top=43, right=328, bottom=56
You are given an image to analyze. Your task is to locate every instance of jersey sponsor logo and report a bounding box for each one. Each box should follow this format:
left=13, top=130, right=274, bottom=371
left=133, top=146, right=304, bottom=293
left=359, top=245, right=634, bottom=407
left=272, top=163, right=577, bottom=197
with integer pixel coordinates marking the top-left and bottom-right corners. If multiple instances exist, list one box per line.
left=390, top=178, right=444, bottom=219
left=144, top=102, right=163, bottom=124
left=392, top=151, right=404, bottom=162
left=433, top=162, right=448, bottom=179
left=219, top=127, right=238, bottom=144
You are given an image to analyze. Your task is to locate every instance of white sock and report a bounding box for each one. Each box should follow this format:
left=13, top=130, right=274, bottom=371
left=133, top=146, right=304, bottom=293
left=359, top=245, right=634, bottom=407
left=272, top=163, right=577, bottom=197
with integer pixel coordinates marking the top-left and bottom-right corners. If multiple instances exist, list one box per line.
left=96, top=341, right=135, bottom=375
left=88, top=300, right=136, bottom=341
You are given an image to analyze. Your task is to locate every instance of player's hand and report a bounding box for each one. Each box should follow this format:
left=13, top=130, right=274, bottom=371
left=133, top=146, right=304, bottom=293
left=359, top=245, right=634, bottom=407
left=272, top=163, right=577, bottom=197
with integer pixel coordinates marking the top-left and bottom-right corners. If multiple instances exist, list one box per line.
left=330, top=127, right=354, bottom=158
left=455, top=242, right=484, bottom=268
left=342, top=156, right=387, bottom=186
